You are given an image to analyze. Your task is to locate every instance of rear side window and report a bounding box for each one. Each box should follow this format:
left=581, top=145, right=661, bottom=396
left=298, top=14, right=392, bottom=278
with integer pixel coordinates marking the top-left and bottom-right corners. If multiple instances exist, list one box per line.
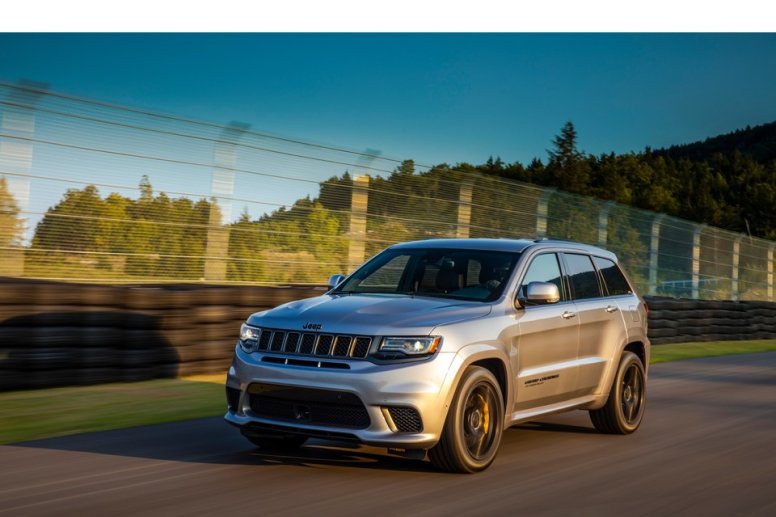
left=593, top=257, right=632, bottom=296
left=563, top=253, right=602, bottom=300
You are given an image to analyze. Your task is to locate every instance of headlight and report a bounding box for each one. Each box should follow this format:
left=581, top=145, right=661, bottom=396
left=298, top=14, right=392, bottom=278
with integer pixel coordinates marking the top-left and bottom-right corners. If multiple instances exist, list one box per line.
left=239, top=323, right=260, bottom=353
left=379, top=336, right=441, bottom=356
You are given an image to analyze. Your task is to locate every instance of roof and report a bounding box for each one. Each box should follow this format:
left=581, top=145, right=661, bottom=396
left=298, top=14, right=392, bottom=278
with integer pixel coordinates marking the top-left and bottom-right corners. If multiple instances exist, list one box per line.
left=388, top=238, right=617, bottom=260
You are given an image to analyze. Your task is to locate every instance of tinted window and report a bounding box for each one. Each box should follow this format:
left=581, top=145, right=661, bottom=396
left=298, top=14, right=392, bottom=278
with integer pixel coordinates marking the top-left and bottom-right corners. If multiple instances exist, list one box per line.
left=519, top=253, right=565, bottom=301
left=563, top=253, right=602, bottom=300
left=594, top=257, right=632, bottom=296
left=359, top=254, right=410, bottom=289
left=336, top=248, right=520, bottom=302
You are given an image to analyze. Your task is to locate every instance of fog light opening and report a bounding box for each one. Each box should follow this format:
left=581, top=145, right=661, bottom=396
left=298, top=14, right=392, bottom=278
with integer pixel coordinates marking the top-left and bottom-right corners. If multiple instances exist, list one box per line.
left=381, top=407, right=399, bottom=433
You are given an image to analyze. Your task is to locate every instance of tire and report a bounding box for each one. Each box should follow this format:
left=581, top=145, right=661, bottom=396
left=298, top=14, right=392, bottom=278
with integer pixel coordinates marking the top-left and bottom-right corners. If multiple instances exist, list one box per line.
left=590, top=351, right=646, bottom=434
left=240, top=429, right=308, bottom=451
left=429, top=366, right=504, bottom=473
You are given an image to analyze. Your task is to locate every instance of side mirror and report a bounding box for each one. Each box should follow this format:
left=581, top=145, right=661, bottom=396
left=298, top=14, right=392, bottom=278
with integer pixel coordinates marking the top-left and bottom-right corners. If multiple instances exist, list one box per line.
left=525, top=281, right=560, bottom=305
left=327, top=274, right=346, bottom=290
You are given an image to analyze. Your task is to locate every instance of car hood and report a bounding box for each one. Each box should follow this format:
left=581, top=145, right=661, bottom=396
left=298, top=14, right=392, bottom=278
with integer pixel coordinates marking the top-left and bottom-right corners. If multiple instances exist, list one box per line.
left=247, top=293, right=492, bottom=336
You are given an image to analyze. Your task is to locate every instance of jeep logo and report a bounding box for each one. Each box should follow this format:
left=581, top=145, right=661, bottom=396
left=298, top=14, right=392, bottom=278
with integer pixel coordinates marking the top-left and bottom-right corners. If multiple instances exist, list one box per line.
left=303, top=322, right=322, bottom=330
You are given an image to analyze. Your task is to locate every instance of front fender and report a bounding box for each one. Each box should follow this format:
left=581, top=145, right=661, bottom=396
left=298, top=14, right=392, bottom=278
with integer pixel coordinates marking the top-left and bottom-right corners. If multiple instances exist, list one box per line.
left=437, top=343, right=514, bottom=431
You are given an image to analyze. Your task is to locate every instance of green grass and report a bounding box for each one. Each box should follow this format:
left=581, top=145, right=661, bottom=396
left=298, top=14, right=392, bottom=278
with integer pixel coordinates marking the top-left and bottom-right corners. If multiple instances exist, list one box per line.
left=2, top=340, right=775, bottom=445
left=650, top=339, right=776, bottom=364
left=0, top=379, right=224, bottom=444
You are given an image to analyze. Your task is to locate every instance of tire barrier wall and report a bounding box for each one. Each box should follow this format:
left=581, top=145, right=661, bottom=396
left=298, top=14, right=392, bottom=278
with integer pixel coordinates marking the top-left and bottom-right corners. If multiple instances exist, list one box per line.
left=1, top=279, right=775, bottom=391
left=644, top=296, right=776, bottom=345
left=0, top=278, right=324, bottom=391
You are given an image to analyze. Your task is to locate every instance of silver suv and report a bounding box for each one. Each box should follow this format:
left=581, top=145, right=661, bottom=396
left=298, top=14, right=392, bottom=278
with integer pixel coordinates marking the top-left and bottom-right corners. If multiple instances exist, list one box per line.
left=225, top=238, right=650, bottom=472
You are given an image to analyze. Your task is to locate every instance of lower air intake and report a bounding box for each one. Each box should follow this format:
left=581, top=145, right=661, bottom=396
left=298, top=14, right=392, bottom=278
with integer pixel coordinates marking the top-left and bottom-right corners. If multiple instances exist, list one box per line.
left=385, top=406, right=423, bottom=433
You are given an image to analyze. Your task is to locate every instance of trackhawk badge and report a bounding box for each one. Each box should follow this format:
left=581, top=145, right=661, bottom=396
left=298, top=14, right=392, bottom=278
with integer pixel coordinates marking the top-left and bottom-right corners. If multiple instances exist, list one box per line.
left=303, top=322, right=322, bottom=330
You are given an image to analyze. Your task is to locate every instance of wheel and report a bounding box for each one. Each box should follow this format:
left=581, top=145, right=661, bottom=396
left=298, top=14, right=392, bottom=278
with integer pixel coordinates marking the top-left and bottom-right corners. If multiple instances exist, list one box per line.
left=429, top=366, right=504, bottom=473
left=240, top=429, right=308, bottom=451
left=589, top=351, right=646, bottom=434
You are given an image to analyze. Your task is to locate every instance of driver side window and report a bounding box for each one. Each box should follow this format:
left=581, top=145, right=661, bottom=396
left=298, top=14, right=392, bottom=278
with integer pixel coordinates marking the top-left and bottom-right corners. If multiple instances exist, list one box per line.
left=518, top=253, right=566, bottom=302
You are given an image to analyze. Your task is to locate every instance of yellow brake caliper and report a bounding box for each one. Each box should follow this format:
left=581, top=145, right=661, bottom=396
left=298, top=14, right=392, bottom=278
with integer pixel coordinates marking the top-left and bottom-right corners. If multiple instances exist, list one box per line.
left=477, top=392, right=490, bottom=435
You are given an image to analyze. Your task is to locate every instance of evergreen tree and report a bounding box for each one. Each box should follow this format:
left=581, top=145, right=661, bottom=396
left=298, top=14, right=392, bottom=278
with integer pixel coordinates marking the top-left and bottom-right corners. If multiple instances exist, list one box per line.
left=546, top=121, right=591, bottom=195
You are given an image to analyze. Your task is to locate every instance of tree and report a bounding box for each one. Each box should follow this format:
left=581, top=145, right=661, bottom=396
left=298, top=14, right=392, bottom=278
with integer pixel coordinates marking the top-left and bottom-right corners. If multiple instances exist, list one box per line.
left=31, top=184, right=107, bottom=253
left=546, top=121, right=591, bottom=195
left=0, top=176, right=24, bottom=247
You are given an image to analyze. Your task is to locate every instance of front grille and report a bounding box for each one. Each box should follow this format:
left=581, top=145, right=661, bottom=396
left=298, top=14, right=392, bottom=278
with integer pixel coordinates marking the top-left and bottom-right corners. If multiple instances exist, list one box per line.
left=248, top=383, right=370, bottom=429
left=252, top=328, right=373, bottom=359
left=385, top=406, right=423, bottom=433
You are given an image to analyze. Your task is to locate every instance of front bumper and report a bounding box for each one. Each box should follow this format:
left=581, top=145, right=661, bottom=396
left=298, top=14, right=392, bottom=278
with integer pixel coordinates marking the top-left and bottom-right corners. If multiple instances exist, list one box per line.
left=224, top=345, right=458, bottom=449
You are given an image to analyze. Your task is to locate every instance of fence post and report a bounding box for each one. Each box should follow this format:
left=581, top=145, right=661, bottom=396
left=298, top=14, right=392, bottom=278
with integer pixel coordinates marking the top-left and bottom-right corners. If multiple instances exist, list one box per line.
left=768, top=244, right=774, bottom=302
left=648, top=214, right=665, bottom=295
left=691, top=223, right=705, bottom=299
left=597, top=201, right=614, bottom=247
left=456, top=178, right=474, bottom=239
left=347, top=174, right=370, bottom=272
left=204, top=122, right=248, bottom=282
left=0, top=82, right=46, bottom=276
left=731, top=235, right=742, bottom=301
left=535, top=187, right=555, bottom=239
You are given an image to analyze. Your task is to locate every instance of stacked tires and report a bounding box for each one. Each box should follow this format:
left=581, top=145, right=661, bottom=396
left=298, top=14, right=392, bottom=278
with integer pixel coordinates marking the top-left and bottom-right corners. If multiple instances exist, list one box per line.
left=645, top=296, right=776, bottom=345
left=0, top=278, right=323, bottom=391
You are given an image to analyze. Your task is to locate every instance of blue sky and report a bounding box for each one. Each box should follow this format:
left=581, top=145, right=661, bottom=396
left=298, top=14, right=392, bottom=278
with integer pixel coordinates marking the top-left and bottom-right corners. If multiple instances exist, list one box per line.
left=3, top=33, right=776, bottom=168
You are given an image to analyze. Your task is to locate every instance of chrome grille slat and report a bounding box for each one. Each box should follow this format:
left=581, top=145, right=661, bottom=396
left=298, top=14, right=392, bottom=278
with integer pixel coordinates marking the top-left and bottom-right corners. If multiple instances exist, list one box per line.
left=253, top=328, right=373, bottom=359
left=270, top=331, right=286, bottom=352
left=352, top=337, right=372, bottom=358
left=284, top=332, right=300, bottom=353
left=257, top=330, right=271, bottom=351
left=299, top=333, right=316, bottom=354
left=332, top=336, right=352, bottom=357
left=315, top=335, right=334, bottom=355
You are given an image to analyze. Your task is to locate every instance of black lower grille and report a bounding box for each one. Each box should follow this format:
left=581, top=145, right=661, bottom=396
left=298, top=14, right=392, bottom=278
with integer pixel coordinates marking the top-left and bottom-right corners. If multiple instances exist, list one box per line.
left=248, top=383, right=370, bottom=429
left=386, top=406, right=423, bottom=433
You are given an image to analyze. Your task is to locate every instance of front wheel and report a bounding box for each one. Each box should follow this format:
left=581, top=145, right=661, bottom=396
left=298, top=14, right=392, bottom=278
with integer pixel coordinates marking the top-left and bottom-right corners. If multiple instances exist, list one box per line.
left=429, top=366, right=504, bottom=473
left=589, top=351, right=646, bottom=434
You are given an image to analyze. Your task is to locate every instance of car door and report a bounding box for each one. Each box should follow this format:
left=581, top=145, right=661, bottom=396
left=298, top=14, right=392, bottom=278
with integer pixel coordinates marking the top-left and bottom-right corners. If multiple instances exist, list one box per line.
left=513, top=252, right=580, bottom=411
left=562, top=253, right=628, bottom=395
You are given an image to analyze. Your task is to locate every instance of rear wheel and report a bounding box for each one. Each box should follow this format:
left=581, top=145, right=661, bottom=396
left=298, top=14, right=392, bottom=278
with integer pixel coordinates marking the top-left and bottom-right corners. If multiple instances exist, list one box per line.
left=240, top=429, right=308, bottom=451
left=429, top=366, right=504, bottom=473
left=589, top=351, right=646, bottom=434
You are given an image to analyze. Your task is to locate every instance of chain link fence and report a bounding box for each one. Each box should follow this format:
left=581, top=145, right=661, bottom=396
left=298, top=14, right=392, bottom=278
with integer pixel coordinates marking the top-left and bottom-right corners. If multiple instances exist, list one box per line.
left=1, top=81, right=774, bottom=301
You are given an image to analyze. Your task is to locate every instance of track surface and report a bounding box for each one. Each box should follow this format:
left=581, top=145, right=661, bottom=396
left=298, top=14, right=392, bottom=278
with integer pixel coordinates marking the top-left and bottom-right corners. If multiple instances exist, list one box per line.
left=2, top=353, right=775, bottom=516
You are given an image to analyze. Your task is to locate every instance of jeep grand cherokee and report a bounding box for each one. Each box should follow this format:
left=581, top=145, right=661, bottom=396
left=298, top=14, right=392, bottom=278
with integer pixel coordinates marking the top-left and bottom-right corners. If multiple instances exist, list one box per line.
left=225, top=238, right=650, bottom=472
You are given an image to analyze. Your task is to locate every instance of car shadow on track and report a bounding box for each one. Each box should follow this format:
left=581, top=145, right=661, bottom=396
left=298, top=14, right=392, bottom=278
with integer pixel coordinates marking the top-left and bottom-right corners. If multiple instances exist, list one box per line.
left=14, top=414, right=598, bottom=473
left=14, top=416, right=438, bottom=473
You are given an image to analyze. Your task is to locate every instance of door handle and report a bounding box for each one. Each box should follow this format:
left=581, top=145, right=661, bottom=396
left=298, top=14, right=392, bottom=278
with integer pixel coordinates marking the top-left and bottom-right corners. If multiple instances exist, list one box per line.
left=562, top=311, right=576, bottom=319
left=605, top=305, right=619, bottom=313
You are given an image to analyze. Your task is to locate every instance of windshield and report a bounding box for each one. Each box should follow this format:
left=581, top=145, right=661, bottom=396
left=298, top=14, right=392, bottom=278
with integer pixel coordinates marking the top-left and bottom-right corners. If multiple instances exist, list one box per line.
left=334, top=248, right=521, bottom=302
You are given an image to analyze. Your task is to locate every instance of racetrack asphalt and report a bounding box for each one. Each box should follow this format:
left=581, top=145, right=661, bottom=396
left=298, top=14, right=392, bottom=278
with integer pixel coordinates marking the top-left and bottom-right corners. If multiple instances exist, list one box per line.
left=1, top=353, right=774, bottom=516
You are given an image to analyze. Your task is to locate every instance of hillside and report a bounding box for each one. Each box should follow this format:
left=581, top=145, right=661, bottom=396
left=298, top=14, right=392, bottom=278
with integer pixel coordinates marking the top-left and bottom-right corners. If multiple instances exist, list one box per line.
left=655, top=120, right=776, bottom=164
